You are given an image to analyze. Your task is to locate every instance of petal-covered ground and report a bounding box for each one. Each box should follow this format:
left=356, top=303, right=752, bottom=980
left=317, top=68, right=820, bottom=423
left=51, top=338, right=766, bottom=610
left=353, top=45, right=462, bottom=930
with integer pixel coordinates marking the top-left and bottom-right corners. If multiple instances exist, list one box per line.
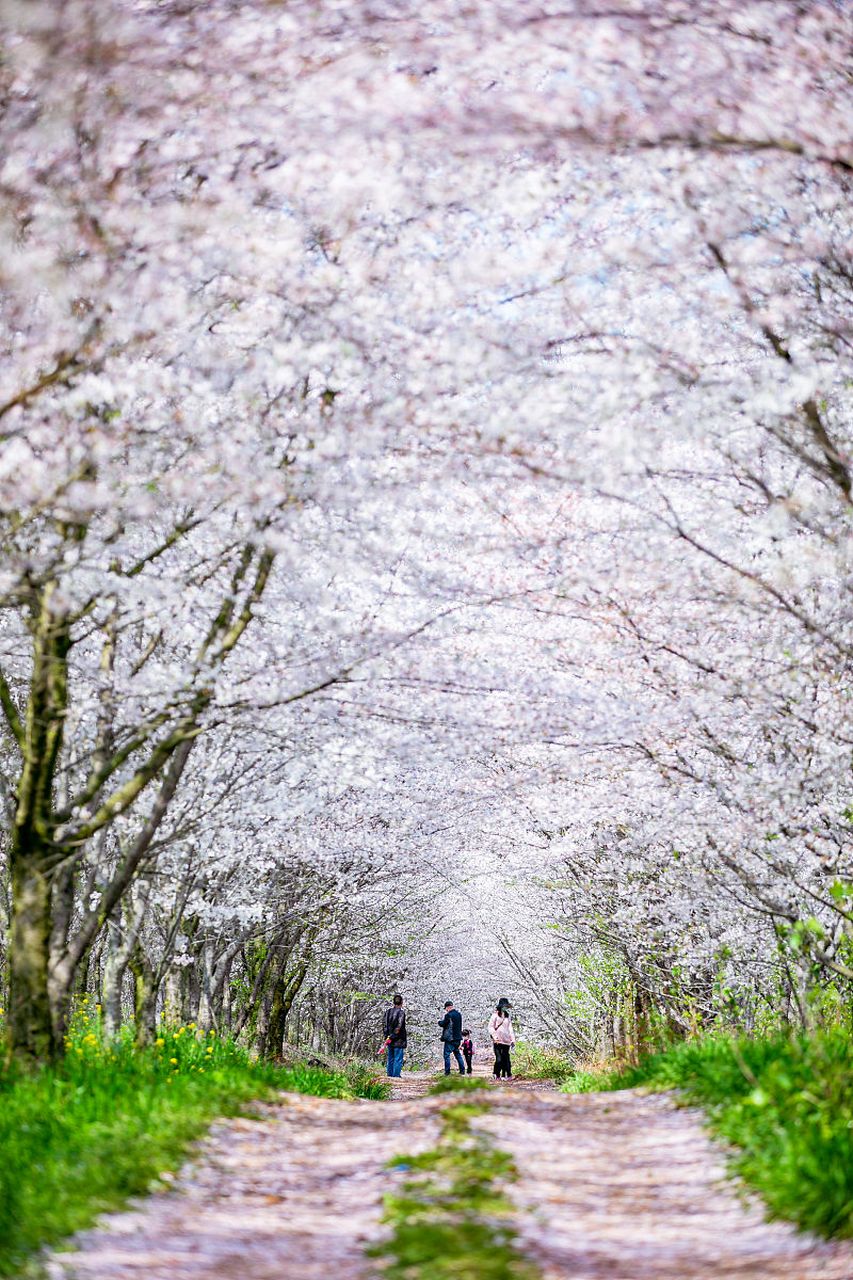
left=47, top=1093, right=438, bottom=1280
left=479, top=1089, right=853, bottom=1280
left=48, top=1076, right=853, bottom=1280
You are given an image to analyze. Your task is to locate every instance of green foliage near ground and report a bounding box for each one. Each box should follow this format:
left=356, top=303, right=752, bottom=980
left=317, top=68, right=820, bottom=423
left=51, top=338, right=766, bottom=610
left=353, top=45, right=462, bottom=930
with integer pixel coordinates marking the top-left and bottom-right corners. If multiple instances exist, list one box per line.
left=373, top=1100, right=538, bottom=1280
left=428, top=1073, right=494, bottom=1095
left=561, top=1029, right=853, bottom=1239
left=511, top=1042, right=575, bottom=1082
left=341, top=1058, right=391, bottom=1099
left=0, top=1003, right=387, bottom=1277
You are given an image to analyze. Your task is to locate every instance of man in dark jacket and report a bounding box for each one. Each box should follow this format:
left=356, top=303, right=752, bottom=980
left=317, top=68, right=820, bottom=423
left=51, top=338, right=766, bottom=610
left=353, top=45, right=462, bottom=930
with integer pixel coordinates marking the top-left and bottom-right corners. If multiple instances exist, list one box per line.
left=383, top=994, right=407, bottom=1077
left=438, top=1000, right=465, bottom=1075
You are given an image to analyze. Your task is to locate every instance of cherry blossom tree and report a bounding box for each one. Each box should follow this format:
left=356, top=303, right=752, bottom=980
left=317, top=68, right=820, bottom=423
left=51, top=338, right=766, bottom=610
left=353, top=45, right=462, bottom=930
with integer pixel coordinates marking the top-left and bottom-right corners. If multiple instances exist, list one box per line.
left=1, top=0, right=850, bottom=1065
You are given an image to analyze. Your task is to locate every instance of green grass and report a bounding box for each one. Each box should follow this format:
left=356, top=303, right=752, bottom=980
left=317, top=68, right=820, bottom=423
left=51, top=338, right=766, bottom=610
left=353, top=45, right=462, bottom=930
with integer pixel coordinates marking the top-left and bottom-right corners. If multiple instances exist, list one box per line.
left=0, top=1006, right=387, bottom=1277
left=511, top=1042, right=575, bottom=1082
left=562, top=1029, right=853, bottom=1238
left=428, top=1073, right=494, bottom=1095
left=372, top=1099, right=538, bottom=1280
left=558, top=1067, right=605, bottom=1093
left=341, top=1058, right=392, bottom=1100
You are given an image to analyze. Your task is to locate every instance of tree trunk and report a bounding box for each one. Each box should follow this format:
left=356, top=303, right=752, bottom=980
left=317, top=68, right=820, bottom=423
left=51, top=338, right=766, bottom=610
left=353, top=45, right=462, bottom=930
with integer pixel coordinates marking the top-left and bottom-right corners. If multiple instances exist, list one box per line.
left=793, top=957, right=816, bottom=1032
left=212, top=955, right=232, bottom=1026
left=197, top=937, right=244, bottom=1032
left=255, top=986, right=274, bottom=1056
left=630, top=980, right=654, bottom=1062
left=102, top=919, right=128, bottom=1040
left=77, top=944, right=91, bottom=999
left=91, top=929, right=105, bottom=999
left=129, top=944, right=158, bottom=1047
left=260, top=930, right=314, bottom=1060
left=7, top=855, right=56, bottom=1062
left=6, top=580, right=71, bottom=1064
left=232, top=935, right=282, bottom=1040
left=263, top=965, right=302, bottom=1059
left=163, top=968, right=183, bottom=1025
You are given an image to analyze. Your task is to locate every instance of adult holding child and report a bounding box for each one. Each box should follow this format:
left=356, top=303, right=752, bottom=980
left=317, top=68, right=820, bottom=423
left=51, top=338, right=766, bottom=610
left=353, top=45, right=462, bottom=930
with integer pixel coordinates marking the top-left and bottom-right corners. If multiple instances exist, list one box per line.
left=489, top=997, right=515, bottom=1080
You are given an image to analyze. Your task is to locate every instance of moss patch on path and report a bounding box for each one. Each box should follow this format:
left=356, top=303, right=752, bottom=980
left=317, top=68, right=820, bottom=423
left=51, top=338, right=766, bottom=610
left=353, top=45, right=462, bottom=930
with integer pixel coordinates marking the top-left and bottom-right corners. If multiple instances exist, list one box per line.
left=371, top=1099, right=539, bottom=1280
left=427, top=1074, right=493, bottom=1096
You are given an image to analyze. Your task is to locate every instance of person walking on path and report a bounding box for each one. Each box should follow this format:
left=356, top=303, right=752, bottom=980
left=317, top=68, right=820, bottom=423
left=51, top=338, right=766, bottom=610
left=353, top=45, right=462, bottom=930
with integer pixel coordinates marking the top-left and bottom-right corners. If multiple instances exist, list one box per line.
left=382, top=994, right=407, bottom=1077
left=489, top=998, right=515, bottom=1079
left=461, top=1028, right=474, bottom=1074
left=438, top=1000, right=465, bottom=1075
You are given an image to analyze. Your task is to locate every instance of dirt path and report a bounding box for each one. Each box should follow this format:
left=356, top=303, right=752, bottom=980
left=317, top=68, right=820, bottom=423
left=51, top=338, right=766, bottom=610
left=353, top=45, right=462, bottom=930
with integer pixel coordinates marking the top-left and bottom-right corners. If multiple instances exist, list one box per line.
left=47, top=1076, right=853, bottom=1280
left=480, top=1088, right=852, bottom=1280
left=46, top=1093, right=437, bottom=1280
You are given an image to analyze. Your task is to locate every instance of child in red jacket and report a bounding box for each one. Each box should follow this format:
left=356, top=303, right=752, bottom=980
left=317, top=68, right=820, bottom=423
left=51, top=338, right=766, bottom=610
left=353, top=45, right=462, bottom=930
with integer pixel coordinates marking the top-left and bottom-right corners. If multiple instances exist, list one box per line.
left=461, top=1029, right=474, bottom=1074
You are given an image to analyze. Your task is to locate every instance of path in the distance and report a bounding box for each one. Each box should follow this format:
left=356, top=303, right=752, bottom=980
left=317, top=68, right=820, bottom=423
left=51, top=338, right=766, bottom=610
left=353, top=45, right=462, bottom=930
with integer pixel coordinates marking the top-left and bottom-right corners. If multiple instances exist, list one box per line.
left=48, top=1071, right=853, bottom=1280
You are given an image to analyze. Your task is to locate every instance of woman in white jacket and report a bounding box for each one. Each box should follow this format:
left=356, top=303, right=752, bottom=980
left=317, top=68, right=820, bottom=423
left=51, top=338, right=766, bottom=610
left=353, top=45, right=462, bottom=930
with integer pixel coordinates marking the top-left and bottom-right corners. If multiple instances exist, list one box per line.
left=488, top=998, right=515, bottom=1080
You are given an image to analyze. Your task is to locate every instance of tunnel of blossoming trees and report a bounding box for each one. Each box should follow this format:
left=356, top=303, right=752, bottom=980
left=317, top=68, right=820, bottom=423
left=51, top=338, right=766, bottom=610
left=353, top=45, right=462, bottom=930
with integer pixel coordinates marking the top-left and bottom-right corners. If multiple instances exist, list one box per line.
left=2, top=6, right=852, bottom=1275
left=0, top=1, right=850, bottom=1074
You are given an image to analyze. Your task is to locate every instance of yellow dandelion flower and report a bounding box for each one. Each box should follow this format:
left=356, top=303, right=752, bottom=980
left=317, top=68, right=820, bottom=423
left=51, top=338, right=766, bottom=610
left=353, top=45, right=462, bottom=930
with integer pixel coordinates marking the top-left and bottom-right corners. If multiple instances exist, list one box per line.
left=169, top=1057, right=178, bottom=1065
left=155, top=1038, right=165, bottom=1047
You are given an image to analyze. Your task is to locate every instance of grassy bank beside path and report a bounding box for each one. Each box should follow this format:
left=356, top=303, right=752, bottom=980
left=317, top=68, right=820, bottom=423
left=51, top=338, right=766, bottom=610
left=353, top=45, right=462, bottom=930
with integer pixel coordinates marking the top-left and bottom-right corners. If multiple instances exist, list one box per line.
left=561, top=1030, right=853, bottom=1240
left=0, top=1012, right=386, bottom=1277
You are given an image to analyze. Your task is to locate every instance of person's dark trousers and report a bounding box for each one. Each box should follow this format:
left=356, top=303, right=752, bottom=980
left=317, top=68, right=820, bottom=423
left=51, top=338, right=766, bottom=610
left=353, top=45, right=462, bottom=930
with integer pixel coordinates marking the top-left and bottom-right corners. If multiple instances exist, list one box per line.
left=444, top=1041, right=466, bottom=1074
left=493, top=1043, right=512, bottom=1078
left=386, top=1045, right=404, bottom=1077
left=463, top=1051, right=473, bottom=1074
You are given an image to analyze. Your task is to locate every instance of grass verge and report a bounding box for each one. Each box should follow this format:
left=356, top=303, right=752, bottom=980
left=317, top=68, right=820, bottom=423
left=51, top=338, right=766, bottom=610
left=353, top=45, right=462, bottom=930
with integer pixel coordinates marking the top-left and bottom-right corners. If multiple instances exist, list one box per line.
left=561, top=1029, right=853, bottom=1239
left=511, top=1042, right=575, bottom=1083
left=0, top=1011, right=387, bottom=1277
left=371, top=1098, right=538, bottom=1280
